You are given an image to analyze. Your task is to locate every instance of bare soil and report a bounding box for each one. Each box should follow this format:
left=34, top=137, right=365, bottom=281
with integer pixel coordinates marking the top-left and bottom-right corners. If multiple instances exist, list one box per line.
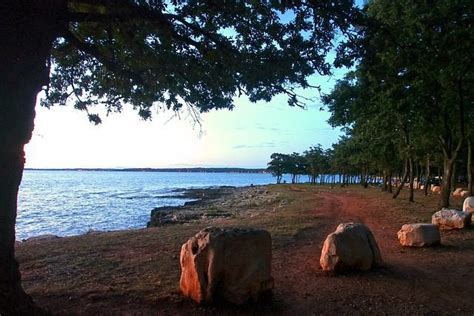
left=16, top=185, right=474, bottom=315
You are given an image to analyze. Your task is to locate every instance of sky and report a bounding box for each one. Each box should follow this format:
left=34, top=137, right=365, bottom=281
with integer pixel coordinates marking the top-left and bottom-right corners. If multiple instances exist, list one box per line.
left=25, top=2, right=368, bottom=169
left=25, top=68, right=346, bottom=169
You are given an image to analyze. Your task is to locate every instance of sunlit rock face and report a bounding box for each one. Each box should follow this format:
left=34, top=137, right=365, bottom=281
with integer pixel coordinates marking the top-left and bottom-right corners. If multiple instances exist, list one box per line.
left=397, top=223, right=440, bottom=247
left=461, top=190, right=470, bottom=198
left=463, top=196, right=474, bottom=213
left=431, top=186, right=441, bottom=194
left=432, top=208, right=472, bottom=230
left=452, top=188, right=470, bottom=198
left=320, top=223, right=383, bottom=272
left=180, top=227, right=273, bottom=305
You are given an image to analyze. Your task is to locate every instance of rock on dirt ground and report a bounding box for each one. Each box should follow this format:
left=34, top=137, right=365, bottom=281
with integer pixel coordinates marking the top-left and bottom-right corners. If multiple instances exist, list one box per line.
left=432, top=208, right=472, bottom=230
left=397, top=223, right=440, bottom=247
left=180, top=227, right=273, bottom=305
left=320, top=222, right=383, bottom=272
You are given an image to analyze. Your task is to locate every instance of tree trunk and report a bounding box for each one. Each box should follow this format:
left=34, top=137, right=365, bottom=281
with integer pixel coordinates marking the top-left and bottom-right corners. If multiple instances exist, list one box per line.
left=393, top=159, right=408, bottom=199
left=361, top=171, right=368, bottom=188
left=451, top=161, right=457, bottom=192
left=469, top=139, right=473, bottom=195
left=439, top=158, right=455, bottom=208
left=424, top=155, right=430, bottom=196
left=408, top=158, right=414, bottom=202
left=0, top=2, right=65, bottom=314
left=416, top=163, right=422, bottom=189
left=388, top=171, right=393, bottom=193
left=381, top=170, right=386, bottom=192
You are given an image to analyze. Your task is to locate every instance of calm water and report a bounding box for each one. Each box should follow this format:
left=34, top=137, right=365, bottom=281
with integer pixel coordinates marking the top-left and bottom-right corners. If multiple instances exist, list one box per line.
left=17, top=170, right=281, bottom=240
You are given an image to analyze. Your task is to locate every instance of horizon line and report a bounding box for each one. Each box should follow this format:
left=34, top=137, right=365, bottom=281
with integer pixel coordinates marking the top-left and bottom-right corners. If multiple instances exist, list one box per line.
left=24, top=167, right=269, bottom=172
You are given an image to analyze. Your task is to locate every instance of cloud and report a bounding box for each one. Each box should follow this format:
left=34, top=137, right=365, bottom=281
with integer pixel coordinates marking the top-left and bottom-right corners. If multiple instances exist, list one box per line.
left=255, top=123, right=285, bottom=132
left=233, top=142, right=277, bottom=149
left=232, top=124, right=284, bottom=132
left=305, top=127, right=337, bottom=132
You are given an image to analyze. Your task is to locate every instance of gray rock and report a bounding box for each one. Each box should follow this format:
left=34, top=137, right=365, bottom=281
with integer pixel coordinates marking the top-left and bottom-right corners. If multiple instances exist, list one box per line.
left=24, top=234, right=60, bottom=242
left=463, top=196, right=474, bottom=213
left=432, top=208, right=472, bottom=230
left=397, top=223, right=440, bottom=247
left=180, top=226, right=273, bottom=305
left=320, top=223, right=383, bottom=272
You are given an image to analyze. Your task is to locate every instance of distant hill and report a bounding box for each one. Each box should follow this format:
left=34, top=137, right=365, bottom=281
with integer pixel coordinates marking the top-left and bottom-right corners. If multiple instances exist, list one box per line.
left=25, top=167, right=269, bottom=174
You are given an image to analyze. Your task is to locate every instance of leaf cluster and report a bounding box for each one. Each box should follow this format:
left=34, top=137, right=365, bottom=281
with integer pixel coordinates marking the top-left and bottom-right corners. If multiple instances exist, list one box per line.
left=322, top=0, right=474, bottom=179
left=43, top=0, right=361, bottom=123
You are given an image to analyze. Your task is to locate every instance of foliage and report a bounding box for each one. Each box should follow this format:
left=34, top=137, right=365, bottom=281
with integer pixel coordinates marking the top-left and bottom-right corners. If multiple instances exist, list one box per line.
left=322, top=0, right=474, bottom=206
left=267, top=153, right=289, bottom=184
left=269, top=0, right=473, bottom=204
left=42, top=0, right=361, bottom=123
left=0, top=2, right=367, bottom=313
left=267, top=152, right=307, bottom=184
left=304, top=145, right=326, bottom=183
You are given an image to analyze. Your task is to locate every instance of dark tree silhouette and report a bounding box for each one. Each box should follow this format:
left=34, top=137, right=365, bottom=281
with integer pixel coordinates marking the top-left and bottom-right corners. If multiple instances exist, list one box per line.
left=304, top=145, right=325, bottom=184
left=0, top=1, right=359, bottom=313
left=323, top=0, right=473, bottom=206
left=267, top=153, right=290, bottom=184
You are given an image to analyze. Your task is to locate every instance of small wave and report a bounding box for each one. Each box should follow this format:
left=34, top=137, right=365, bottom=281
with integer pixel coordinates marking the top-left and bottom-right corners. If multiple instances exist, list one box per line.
left=17, top=170, right=276, bottom=239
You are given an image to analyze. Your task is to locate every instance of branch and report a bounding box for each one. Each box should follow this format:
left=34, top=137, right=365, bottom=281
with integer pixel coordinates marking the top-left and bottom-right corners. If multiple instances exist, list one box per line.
left=67, top=10, right=177, bottom=24
left=437, top=134, right=448, bottom=158
left=274, top=86, right=315, bottom=108
left=169, top=15, right=234, bottom=52
left=454, top=79, right=466, bottom=155
left=68, top=5, right=225, bottom=58
left=67, top=2, right=237, bottom=55
left=64, top=29, right=145, bottom=86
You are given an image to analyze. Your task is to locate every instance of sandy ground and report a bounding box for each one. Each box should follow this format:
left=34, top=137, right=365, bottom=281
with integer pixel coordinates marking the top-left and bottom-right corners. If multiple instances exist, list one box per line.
left=16, top=185, right=474, bottom=315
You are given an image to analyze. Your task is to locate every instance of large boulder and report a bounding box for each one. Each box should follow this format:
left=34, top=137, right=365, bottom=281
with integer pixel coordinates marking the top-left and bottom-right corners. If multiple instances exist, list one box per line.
left=452, top=188, right=470, bottom=198
left=397, top=223, right=440, bottom=247
left=320, top=223, right=383, bottom=272
left=180, top=227, right=273, bottom=305
left=463, top=196, right=474, bottom=213
left=431, top=186, right=441, bottom=194
left=432, top=208, right=472, bottom=230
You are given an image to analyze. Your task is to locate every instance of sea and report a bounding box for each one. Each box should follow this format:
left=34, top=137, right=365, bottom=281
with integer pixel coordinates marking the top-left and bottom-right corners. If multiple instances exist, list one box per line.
left=17, top=170, right=287, bottom=240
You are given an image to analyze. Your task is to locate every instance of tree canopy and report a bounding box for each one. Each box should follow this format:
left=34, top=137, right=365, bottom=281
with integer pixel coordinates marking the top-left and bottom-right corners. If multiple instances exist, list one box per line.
left=43, top=0, right=361, bottom=123
left=322, top=0, right=474, bottom=206
left=267, top=0, right=473, bottom=208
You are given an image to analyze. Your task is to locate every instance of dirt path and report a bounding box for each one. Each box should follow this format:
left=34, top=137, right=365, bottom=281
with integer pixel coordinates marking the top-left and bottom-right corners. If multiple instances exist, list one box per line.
left=272, top=190, right=474, bottom=315
left=18, top=186, right=474, bottom=315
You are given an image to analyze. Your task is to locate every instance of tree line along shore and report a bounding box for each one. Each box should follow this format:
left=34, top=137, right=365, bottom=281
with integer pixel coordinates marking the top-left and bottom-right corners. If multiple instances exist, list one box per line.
left=267, top=143, right=472, bottom=209
left=268, top=1, right=473, bottom=209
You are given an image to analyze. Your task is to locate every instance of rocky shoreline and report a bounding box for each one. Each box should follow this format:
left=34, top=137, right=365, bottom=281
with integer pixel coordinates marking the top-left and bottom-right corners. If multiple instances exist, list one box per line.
left=147, top=185, right=283, bottom=227
left=19, top=185, right=283, bottom=243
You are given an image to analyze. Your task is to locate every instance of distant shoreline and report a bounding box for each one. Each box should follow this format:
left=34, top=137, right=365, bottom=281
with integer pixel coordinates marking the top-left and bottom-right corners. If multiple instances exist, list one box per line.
left=24, top=167, right=269, bottom=174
